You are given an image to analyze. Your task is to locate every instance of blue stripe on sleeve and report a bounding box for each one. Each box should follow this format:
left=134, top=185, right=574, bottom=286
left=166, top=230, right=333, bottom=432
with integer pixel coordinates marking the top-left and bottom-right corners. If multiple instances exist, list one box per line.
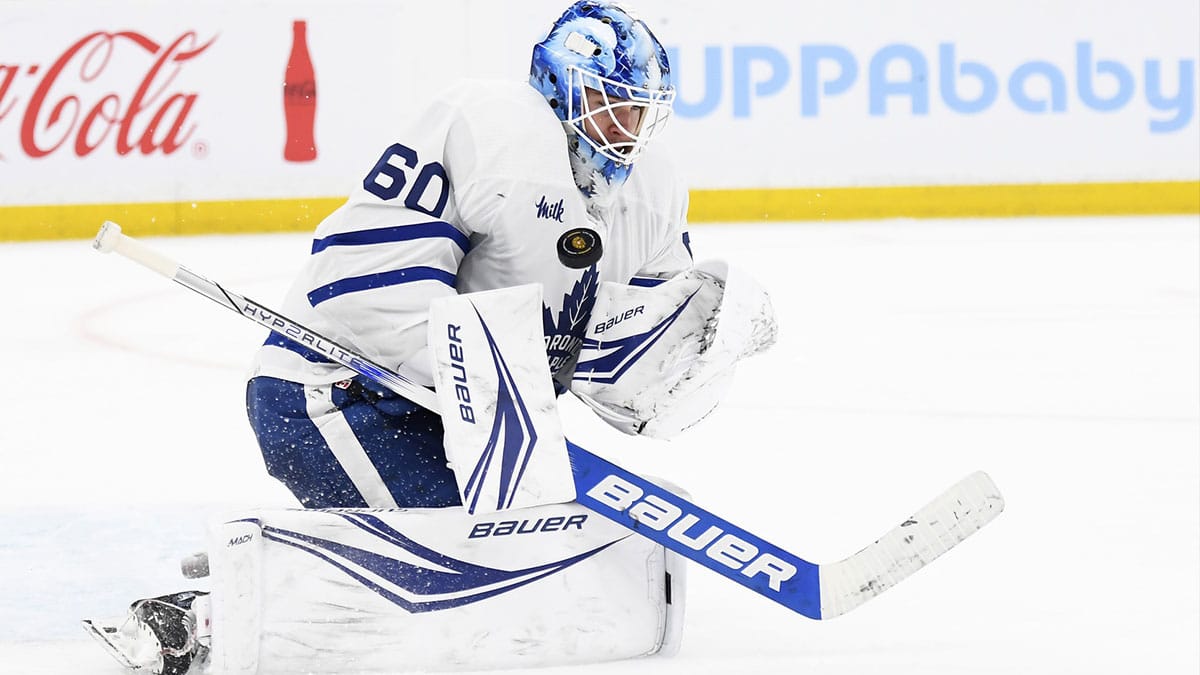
left=311, top=222, right=470, bottom=255
left=629, top=276, right=666, bottom=288
left=308, top=267, right=456, bottom=306
left=682, top=230, right=693, bottom=259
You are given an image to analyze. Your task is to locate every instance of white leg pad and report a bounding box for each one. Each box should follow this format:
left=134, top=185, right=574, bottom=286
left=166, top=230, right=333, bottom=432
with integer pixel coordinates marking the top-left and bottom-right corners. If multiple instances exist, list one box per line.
left=208, top=519, right=263, bottom=674
left=207, top=502, right=686, bottom=673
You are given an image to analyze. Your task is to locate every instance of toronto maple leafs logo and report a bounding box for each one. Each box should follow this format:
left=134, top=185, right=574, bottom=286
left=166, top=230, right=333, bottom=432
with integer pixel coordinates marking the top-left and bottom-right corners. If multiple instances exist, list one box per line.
left=543, top=265, right=599, bottom=379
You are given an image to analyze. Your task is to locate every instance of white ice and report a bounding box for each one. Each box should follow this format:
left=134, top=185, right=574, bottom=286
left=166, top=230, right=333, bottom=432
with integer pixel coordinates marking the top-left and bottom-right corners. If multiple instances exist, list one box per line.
left=0, top=216, right=1197, bottom=674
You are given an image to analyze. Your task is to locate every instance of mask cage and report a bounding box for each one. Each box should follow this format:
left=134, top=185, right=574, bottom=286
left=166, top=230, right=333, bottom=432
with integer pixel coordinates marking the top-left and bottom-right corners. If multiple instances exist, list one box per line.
left=565, top=66, right=675, bottom=166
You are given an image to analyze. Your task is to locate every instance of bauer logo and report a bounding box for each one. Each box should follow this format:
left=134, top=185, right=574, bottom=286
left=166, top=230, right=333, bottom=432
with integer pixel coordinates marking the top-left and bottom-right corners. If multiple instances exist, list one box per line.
left=585, top=474, right=798, bottom=592
left=593, top=304, right=645, bottom=335
left=446, top=323, right=475, bottom=424
left=468, top=514, right=588, bottom=538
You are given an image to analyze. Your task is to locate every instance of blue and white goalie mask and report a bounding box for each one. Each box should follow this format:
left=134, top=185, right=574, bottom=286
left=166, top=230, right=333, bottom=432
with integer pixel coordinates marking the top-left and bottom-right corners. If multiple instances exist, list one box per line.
left=531, top=1, right=675, bottom=198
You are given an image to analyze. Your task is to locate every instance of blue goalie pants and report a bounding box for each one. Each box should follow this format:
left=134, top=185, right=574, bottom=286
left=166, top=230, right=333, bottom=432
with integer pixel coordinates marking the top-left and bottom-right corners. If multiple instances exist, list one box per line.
left=245, top=376, right=462, bottom=509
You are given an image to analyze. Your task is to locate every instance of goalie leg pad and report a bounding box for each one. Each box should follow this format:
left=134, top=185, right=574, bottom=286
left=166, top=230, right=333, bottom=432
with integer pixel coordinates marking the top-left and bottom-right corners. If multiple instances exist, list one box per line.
left=208, top=502, right=685, bottom=673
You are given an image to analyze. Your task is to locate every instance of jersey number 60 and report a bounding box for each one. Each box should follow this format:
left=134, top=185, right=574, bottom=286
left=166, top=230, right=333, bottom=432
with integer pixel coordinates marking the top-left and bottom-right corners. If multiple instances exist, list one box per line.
left=362, top=143, right=450, bottom=218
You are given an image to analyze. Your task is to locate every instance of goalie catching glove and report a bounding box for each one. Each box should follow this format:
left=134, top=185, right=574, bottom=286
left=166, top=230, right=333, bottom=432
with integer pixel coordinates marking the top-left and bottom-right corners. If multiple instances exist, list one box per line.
left=571, top=260, right=777, bottom=438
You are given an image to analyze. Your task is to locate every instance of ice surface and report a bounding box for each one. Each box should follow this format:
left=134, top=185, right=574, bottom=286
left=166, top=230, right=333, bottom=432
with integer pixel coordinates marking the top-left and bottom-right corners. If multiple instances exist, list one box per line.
left=1, top=216, right=1197, bottom=674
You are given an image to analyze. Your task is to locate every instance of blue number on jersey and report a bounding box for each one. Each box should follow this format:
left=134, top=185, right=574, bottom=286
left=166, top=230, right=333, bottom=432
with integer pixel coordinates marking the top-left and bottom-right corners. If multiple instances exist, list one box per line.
left=363, top=143, right=450, bottom=218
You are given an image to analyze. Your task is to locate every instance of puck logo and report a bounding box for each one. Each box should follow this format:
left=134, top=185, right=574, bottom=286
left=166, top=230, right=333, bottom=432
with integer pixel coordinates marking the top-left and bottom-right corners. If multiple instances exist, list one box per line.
left=557, top=228, right=603, bottom=268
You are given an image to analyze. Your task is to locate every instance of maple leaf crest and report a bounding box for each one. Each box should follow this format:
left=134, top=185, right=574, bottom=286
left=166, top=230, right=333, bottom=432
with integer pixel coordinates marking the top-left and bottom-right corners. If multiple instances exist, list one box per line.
left=542, top=264, right=599, bottom=376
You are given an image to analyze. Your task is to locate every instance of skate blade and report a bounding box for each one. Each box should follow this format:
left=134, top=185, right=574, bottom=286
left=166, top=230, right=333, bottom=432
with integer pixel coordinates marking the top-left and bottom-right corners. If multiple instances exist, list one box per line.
left=82, top=617, right=160, bottom=671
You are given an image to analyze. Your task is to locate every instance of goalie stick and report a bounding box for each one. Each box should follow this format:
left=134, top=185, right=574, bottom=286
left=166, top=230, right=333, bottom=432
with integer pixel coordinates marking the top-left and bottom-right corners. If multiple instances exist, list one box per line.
left=91, top=221, right=1004, bottom=620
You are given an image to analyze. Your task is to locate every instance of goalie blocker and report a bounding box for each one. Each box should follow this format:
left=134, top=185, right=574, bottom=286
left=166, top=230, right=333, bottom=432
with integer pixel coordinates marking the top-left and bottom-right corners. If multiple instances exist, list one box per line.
left=207, top=501, right=686, bottom=674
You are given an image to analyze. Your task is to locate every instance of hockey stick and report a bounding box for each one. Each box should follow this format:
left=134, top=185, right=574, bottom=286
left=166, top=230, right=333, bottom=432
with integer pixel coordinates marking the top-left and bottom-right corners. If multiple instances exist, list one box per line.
left=92, top=221, right=1004, bottom=620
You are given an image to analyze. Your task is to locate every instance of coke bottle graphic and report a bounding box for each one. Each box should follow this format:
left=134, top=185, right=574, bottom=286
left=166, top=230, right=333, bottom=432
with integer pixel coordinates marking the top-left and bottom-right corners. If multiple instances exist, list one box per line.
left=283, top=20, right=317, bottom=162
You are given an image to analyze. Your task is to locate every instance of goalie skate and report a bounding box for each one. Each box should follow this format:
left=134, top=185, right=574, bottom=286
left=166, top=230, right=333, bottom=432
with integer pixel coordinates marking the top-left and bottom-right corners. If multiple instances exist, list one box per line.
left=82, top=591, right=209, bottom=675
left=82, top=616, right=154, bottom=670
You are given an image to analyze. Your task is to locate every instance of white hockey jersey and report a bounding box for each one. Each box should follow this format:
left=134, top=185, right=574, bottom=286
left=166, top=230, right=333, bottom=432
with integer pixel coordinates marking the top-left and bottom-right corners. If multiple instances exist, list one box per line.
left=250, top=79, right=693, bottom=392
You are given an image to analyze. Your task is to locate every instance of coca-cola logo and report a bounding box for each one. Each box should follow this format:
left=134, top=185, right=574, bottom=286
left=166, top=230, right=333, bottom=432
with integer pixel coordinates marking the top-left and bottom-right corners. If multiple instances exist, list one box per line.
left=0, top=30, right=216, bottom=160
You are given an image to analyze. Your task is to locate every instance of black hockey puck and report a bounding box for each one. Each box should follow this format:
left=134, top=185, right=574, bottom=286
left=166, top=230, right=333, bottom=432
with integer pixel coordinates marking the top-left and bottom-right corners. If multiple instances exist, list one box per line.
left=556, top=227, right=603, bottom=268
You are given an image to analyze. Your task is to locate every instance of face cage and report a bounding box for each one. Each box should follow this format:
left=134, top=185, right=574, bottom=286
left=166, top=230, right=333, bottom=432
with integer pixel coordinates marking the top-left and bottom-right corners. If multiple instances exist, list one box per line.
left=565, top=66, right=675, bottom=166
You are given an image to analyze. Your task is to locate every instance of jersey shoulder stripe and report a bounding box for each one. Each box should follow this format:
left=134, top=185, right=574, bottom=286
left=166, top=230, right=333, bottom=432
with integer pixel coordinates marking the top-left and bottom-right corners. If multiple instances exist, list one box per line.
left=311, top=221, right=471, bottom=255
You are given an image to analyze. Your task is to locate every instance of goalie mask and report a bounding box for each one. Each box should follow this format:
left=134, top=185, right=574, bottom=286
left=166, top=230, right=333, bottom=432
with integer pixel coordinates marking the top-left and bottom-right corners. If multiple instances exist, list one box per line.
left=531, top=1, right=675, bottom=200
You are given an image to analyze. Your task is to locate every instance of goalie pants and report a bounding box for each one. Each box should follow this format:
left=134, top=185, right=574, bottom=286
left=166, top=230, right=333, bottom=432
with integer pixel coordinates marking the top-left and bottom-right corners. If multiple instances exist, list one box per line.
left=244, top=376, right=462, bottom=509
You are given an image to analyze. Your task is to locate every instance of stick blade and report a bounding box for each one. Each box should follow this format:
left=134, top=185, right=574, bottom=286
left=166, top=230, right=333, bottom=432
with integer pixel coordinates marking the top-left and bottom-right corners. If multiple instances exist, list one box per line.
left=818, top=471, right=1004, bottom=619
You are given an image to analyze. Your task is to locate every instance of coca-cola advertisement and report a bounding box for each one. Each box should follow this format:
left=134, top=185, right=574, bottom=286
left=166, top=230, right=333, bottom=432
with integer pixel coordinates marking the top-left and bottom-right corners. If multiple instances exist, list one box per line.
left=0, top=30, right=215, bottom=161
left=0, top=1, right=567, bottom=238
left=0, top=5, right=396, bottom=216
left=0, top=18, right=229, bottom=211
left=283, top=20, right=317, bottom=162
